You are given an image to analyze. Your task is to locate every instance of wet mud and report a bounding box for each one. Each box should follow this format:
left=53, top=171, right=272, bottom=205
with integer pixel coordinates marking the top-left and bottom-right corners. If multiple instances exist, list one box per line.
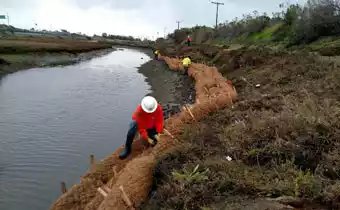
left=138, top=57, right=195, bottom=106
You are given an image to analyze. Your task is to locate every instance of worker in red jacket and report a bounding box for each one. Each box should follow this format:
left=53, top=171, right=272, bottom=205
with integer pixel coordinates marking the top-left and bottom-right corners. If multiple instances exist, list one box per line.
left=185, top=35, right=192, bottom=46
left=119, top=96, right=164, bottom=159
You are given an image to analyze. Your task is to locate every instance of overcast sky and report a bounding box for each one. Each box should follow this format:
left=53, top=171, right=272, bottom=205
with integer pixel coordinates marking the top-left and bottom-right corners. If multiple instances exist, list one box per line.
left=0, top=0, right=305, bottom=39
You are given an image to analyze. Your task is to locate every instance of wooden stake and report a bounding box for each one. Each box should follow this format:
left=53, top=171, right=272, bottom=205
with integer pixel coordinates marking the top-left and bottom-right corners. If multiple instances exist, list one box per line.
left=227, top=92, right=233, bottom=105
left=184, top=105, right=196, bottom=121
left=119, top=185, right=135, bottom=209
left=97, top=187, right=108, bottom=197
left=204, top=87, right=210, bottom=94
left=102, top=186, right=111, bottom=193
left=113, top=166, right=117, bottom=178
left=163, top=129, right=176, bottom=140
left=90, top=154, right=95, bottom=166
left=61, top=182, right=67, bottom=194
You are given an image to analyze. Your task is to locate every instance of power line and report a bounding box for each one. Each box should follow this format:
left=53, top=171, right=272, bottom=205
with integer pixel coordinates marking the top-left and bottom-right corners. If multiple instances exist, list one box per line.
left=210, top=1, right=224, bottom=29
left=176, top=20, right=183, bottom=30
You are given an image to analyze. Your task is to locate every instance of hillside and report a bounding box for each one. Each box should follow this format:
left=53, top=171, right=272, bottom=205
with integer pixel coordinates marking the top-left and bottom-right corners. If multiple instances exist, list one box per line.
left=160, top=0, right=340, bottom=57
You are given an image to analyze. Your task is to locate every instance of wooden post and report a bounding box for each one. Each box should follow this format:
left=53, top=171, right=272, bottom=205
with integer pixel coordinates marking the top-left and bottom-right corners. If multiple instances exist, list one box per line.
left=90, top=154, right=95, bottom=166
left=61, top=182, right=67, bottom=194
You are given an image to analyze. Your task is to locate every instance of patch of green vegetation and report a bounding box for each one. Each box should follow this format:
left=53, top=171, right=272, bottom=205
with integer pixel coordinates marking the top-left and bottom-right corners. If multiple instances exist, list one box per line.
left=307, top=37, right=340, bottom=56
left=172, top=164, right=209, bottom=183
left=250, top=23, right=283, bottom=41
left=294, top=170, right=322, bottom=199
left=248, top=148, right=265, bottom=156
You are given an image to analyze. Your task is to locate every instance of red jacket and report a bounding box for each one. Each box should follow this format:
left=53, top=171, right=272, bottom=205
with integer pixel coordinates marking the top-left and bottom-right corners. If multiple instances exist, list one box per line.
left=132, top=104, right=163, bottom=139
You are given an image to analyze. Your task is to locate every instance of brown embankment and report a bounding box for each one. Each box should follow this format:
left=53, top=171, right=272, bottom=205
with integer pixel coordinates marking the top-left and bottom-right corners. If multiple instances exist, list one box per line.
left=50, top=53, right=237, bottom=210
left=0, top=37, right=113, bottom=54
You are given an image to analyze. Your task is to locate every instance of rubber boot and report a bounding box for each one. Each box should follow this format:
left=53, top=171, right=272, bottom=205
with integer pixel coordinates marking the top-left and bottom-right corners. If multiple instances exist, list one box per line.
left=119, top=143, right=132, bottom=160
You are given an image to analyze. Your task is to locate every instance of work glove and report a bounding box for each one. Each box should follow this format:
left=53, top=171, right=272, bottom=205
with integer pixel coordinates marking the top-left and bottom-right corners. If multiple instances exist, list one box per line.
left=147, top=138, right=156, bottom=146
left=154, top=134, right=160, bottom=142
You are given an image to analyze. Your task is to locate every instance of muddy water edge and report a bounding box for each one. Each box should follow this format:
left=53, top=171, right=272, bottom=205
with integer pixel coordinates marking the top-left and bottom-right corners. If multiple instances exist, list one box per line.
left=137, top=48, right=196, bottom=106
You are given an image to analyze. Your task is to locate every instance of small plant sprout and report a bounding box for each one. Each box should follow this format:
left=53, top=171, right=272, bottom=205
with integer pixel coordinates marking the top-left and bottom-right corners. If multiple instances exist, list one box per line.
left=172, top=164, right=209, bottom=183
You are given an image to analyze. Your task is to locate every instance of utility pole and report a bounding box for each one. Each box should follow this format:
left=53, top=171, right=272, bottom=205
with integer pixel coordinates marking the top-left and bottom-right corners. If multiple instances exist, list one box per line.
left=164, top=27, right=167, bottom=38
left=176, top=20, right=183, bottom=30
left=6, top=13, right=9, bottom=25
left=210, top=1, right=224, bottom=29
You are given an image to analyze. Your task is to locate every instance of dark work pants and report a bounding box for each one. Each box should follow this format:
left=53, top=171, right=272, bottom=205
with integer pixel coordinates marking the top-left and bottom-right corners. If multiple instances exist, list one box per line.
left=184, top=66, right=189, bottom=75
left=125, top=120, right=158, bottom=151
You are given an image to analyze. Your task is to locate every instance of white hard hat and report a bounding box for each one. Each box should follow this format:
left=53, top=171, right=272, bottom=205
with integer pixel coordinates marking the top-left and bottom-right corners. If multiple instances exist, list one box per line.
left=141, top=96, right=158, bottom=113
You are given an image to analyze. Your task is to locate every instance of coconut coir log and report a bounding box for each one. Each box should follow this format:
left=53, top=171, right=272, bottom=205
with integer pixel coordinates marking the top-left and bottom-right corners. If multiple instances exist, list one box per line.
left=97, top=56, right=236, bottom=210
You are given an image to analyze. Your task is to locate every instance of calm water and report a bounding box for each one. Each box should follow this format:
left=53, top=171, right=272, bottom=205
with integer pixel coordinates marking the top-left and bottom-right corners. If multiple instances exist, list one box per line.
left=0, top=49, right=151, bottom=210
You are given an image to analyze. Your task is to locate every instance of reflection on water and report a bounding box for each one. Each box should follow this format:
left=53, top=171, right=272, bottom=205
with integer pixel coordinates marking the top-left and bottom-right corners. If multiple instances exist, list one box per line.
left=0, top=49, right=151, bottom=210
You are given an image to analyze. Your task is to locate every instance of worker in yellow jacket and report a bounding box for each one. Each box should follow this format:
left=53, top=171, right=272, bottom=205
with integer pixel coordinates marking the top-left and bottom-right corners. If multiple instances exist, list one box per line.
left=154, top=50, right=159, bottom=60
left=182, top=56, right=191, bottom=75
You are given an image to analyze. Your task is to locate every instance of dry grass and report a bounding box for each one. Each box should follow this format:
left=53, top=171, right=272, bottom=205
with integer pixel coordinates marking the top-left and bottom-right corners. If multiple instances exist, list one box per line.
left=140, top=48, right=340, bottom=210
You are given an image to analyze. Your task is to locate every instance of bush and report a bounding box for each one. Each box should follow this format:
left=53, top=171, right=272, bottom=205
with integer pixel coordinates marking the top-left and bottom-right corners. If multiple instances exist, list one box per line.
left=285, top=0, right=340, bottom=45
left=216, top=11, right=271, bottom=41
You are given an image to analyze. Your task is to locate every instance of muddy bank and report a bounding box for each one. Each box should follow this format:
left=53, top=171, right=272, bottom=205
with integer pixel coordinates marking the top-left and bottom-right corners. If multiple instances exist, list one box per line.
left=113, top=46, right=195, bottom=105
left=138, top=57, right=195, bottom=106
left=0, top=48, right=115, bottom=77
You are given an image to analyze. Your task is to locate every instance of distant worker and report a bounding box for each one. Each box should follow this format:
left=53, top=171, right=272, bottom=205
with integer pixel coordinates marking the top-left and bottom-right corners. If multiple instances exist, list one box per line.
left=154, top=50, right=159, bottom=60
left=185, top=35, right=192, bottom=47
left=119, top=96, right=164, bottom=159
left=182, top=56, right=192, bottom=75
